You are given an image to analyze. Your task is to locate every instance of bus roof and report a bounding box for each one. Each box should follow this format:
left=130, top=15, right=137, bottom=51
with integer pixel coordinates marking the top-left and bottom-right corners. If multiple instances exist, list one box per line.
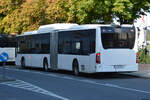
left=19, top=23, right=134, bottom=36
left=81, top=24, right=134, bottom=27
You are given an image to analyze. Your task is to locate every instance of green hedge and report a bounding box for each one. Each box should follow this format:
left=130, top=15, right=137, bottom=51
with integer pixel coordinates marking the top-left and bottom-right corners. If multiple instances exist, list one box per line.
left=138, top=48, right=150, bottom=64
left=146, top=30, right=150, bottom=41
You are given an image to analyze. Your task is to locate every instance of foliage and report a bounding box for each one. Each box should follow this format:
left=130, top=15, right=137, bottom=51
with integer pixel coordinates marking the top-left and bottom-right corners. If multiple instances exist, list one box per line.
left=146, top=30, right=150, bottom=41
left=138, top=48, right=150, bottom=64
left=0, top=0, right=48, bottom=34
left=66, top=0, right=113, bottom=24
left=0, top=0, right=24, bottom=21
left=0, top=0, right=149, bottom=34
left=113, top=0, right=150, bottom=24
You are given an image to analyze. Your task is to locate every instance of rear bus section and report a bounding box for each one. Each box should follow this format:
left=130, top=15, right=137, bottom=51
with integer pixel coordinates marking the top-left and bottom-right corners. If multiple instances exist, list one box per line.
left=95, top=25, right=138, bottom=72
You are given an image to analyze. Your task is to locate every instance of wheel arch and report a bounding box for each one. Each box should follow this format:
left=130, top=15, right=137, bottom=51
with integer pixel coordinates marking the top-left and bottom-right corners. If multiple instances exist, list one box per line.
left=21, top=56, right=25, bottom=62
left=72, top=58, right=79, bottom=70
left=43, top=57, right=48, bottom=64
left=21, top=56, right=25, bottom=67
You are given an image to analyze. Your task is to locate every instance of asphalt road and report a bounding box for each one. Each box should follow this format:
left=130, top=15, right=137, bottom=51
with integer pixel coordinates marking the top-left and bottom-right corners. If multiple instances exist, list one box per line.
left=0, top=66, right=150, bottom=100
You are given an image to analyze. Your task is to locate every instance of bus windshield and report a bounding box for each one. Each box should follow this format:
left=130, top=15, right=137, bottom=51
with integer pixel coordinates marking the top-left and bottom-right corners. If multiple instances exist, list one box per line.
left=101, top=26, right=135, bottom=49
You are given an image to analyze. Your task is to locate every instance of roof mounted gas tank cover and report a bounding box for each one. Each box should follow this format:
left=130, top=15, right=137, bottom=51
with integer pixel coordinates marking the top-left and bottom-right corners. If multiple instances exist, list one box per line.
left=111, top=23, right=134, bottom=28
left=111, top=23, right=121, bottom=28
left=38, top=23, right=78, bottom=33
left=24, top=31, right=38, bottom=35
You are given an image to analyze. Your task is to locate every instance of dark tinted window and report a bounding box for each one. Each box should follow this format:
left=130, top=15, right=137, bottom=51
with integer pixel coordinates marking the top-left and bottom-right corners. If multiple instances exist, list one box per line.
left=41, top=38, right=50, bottom=53
left=17, top=33, right=50, bottom=54
left=101, top=26, right=135, bottom=49
left=58, top=31, right=73, bottom=54
left=58, top=29, right=96, bottom=55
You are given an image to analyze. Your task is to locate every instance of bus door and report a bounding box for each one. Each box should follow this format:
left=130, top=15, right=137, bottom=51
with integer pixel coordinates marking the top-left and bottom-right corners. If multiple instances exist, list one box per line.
left=50, top=31, right=58, bottom=70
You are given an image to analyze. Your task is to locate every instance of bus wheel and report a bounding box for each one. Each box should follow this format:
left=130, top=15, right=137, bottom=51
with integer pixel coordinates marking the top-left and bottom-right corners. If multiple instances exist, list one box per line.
left=43, top=59, right=48, bottom=71
left=73, top=60, right=79, bottom=76
left=21, top=58, right=25, bottom=68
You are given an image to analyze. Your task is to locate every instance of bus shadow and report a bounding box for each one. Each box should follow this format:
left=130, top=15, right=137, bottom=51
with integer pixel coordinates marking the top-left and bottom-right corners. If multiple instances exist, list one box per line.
left=79, top=73, right=140, bottom=80
left=53, top=70, right=140, bottom=80
left=19, top=67, right=140, bottom=80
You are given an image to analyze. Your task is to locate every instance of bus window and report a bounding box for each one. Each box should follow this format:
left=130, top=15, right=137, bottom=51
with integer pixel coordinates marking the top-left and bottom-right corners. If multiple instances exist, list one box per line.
left=41, top=39, right=50, bottom=53
left=101, top=26, right=135, bottom=49
left=58, top=29, right=96, bottom=55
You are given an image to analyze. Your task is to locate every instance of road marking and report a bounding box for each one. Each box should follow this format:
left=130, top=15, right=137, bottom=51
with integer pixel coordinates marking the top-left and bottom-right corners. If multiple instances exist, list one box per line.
left=0, top=80, right=69, bottom=100
left=77, top=79, right=150, bottom=94
left=62, top=76, right=77, bottom=80
left=2, top=67, right=150, bottom=95
left=80, top=79, right=96, bottom=84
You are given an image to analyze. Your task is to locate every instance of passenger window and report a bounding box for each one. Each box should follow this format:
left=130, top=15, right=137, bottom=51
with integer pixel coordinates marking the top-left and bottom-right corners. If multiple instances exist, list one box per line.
left=63, top=40, right=72, bottom=54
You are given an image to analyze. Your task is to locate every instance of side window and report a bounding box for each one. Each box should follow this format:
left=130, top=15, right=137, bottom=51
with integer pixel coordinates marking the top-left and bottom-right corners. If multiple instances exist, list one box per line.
left=34, top=39, right=40, bottom=53
left=63, top=40, right=72, bottom=54
left=90, top=30, right=96, bottom=53
left=81, top=31, right=90, bottom=55
left=30, top=39, right=36, bottom=53
left=25, top=37, right=31, bottom=53
left=19, top=37, right=27, bottom=53
left=90, top=40, right=95, bottom=53
left=58, top=29, right=96, bottom=55
left=58, top=31, right=72, bottom=54
left=38, top=34, right=50, bottom=54
left=58, top=38, right=63, bottom=54
left=26, top=38, right=33, bottom=53
left=18, top=33, right=50, bottom=54
left=41, top=38, right=50, bottom=53
left=72, top=30, right=94, bottom=55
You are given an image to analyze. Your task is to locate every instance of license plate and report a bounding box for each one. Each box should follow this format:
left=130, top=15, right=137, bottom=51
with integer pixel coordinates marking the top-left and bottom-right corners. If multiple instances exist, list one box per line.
left=114, top=65, right=124, bottom=69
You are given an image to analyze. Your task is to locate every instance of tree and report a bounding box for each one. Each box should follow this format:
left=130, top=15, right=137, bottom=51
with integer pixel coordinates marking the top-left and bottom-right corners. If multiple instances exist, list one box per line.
left=0, top=0, right=24, bottom=21
left=46, top=0, right=69, bottom=23
left=67, top=0, right=150, bottom=24
left=112, top=0, right=150, bottom=24
left=0, top=0, right=149, bottom=34
left=0, top=0, right=49, bottom=34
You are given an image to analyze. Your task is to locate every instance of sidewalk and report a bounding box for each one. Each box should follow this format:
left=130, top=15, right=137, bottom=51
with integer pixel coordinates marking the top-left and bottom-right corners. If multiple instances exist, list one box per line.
left=127, top=64, right=150, bottom=78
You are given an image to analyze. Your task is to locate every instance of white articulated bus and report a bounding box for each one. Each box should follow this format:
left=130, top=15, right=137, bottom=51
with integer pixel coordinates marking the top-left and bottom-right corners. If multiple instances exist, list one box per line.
left=16, top=24, right=138, bottom=75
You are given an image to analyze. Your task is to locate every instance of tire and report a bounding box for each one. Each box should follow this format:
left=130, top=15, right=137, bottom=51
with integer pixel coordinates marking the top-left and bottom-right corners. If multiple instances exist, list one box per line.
left=73, top=60, right=79, bottom=76
left=21, top=58, right=25, bottom=68
left=43, top=59, right=48, bottom=71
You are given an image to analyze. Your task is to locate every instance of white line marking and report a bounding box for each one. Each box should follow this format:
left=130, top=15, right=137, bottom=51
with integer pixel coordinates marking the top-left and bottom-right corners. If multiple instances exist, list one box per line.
left=62, top=76, right=77, bottom=80
left=80, top=80, right=96, bottom=84
left=2, top=67, right=150, bottom=95
left=0, top=79, right=69, bottom=100
left=48, top=74, right=59, bottom=77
